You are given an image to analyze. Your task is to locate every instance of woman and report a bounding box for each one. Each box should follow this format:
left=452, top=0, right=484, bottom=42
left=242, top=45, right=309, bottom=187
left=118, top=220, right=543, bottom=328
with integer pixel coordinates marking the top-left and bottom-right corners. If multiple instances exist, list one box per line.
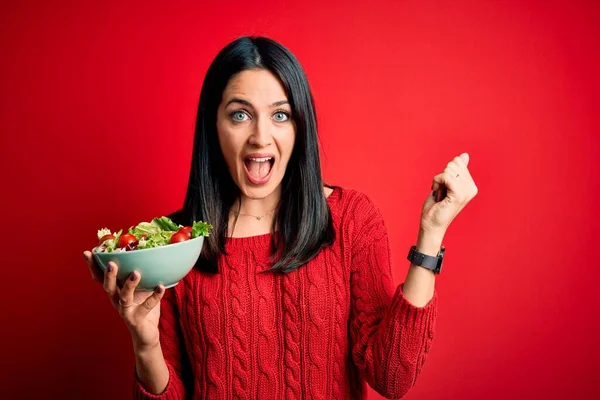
left=83, top=36, right=478, bottom=399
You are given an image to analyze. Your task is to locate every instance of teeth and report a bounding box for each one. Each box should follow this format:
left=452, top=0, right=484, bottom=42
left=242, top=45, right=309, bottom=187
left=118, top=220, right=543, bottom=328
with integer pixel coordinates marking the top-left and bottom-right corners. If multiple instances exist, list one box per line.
left=248, top=157, right=273, bottom=162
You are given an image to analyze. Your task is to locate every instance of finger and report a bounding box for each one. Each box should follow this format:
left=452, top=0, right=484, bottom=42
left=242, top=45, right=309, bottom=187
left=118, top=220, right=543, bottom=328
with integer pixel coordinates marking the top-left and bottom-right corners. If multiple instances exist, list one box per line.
left=452, top=155, right=466, bottom=171
left=444, top=163, right=461, bottom=178
left=119, top=271, right=140, bottom=310
left=136, top=285, right=165, bottom=318
left=432, top=172, right=459, bottom=201
left=452, top=155, right=474, bottom=181
left=103, top=262, right=119, bottom=304
left=441, top=170, right=459, bottom=186
left=83, top=251, right=103, bottom=282
left=432, top=160, right=462, bottom=193
left=432, top=172, right=449, bottom=192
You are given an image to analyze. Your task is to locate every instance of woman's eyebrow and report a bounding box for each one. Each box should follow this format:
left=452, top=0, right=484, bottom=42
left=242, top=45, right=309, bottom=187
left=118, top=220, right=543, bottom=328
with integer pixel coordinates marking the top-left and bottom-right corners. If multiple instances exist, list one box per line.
left=271, top=100, right=289, bottom=108
left=225, top=98, right=289, bottom=108
left=225, top=98, right=253, bottom=108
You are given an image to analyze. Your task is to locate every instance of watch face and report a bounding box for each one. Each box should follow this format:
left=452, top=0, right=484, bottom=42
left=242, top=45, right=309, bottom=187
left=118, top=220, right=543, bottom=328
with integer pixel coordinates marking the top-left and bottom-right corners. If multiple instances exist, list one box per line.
left=438, top=247, right=446, bottom=273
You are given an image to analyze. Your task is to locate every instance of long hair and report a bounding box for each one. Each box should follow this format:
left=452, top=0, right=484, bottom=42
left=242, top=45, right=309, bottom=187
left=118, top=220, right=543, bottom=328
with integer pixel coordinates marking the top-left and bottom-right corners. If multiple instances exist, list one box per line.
left=181, top=36, right=334, bottom=273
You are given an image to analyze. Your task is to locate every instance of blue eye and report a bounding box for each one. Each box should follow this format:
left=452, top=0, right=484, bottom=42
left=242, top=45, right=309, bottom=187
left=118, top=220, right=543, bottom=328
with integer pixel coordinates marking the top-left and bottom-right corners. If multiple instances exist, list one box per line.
left=231, top=111, right=249, bottom=122
left=272, top=111, right=290, bottom=122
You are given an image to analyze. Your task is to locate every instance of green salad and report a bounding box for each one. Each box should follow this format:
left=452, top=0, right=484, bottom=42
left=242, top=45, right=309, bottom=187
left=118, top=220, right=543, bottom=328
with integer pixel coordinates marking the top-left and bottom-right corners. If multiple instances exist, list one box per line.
left=96, top=216, right=212, bottom=253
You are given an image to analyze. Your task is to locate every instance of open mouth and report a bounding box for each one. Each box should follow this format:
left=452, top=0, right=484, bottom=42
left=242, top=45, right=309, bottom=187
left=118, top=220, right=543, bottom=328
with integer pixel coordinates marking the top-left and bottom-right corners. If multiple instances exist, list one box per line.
left=243, top=155, right=275, bottom=185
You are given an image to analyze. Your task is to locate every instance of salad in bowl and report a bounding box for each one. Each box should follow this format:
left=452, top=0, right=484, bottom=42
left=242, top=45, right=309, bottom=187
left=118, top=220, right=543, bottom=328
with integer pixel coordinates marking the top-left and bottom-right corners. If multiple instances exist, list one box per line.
left=92, top=216, right=213, bottom=291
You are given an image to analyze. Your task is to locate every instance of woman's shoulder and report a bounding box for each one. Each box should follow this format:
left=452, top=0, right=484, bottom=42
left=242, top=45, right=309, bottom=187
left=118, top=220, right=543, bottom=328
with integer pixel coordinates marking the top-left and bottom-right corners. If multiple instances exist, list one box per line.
left=326, top=185, right=383, bottom=223
left=327, top=186, right=387, bottom=252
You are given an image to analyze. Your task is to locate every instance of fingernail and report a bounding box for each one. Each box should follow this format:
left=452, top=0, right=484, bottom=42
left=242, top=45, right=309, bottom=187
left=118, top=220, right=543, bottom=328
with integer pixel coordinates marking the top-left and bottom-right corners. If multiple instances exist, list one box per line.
left=155, top=285, right=164, bottom=293
left=107, top=263, right=113, bottom=272
left=130, top=272, right=137, bottom=281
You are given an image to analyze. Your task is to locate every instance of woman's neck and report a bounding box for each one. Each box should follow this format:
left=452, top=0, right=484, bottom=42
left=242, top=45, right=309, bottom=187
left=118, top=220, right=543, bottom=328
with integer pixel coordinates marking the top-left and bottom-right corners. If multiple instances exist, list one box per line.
left=227, top=186, right=281, bottom=238
left=234, top=188, right=281, bottom=218
left=226, top=186, right=334, bottom=238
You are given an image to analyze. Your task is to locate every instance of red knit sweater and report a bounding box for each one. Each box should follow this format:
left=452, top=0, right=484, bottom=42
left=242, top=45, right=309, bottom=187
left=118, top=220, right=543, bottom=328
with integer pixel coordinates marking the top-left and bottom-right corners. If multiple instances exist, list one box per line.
left=133, top=187, right=438, bottom=399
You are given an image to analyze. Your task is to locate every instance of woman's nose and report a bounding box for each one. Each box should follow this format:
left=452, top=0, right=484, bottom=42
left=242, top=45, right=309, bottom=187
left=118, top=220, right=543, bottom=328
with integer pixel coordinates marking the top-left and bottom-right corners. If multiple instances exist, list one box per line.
left=248, top=116, right=272, bottom=147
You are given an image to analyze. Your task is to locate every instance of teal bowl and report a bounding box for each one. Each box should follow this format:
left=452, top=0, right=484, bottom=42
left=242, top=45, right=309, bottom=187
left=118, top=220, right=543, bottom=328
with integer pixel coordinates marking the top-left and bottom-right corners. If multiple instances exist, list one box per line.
left=92, top=236, right=204, bottom=291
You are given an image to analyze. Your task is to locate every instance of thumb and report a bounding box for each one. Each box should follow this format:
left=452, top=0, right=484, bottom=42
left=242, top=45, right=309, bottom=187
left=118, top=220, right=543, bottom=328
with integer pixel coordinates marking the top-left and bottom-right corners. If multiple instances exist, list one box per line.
left=460, top=152, right=470, bottom=167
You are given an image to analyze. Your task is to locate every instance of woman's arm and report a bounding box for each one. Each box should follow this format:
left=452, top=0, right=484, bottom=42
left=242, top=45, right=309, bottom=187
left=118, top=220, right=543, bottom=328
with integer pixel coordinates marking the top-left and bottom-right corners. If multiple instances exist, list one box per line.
left=401, top=228, right=443, bottom=307
left=132, top=287, right=190, bottom=399
left=403, top=152, right=477, bottom=307
left=134, top=344, right=169, bottom=395
left=348, top=192, right=438, bottom=399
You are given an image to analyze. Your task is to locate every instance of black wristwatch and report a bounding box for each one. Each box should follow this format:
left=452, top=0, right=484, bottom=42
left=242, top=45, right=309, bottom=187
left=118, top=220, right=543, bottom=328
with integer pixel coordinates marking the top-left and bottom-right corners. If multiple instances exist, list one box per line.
left=407, top=245, right=445, bottom=274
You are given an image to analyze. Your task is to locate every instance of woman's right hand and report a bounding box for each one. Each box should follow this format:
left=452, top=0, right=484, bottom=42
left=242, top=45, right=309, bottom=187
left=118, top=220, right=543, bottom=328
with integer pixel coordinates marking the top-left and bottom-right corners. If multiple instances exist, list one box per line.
left=83, top=251, right=166, bottom=352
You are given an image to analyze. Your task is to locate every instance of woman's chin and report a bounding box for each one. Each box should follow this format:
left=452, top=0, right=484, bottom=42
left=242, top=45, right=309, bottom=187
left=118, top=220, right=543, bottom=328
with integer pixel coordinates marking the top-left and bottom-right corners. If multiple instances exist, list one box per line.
left=241, top=186, right=276, bottom=200
left=238, top=176, right=282, bottom=200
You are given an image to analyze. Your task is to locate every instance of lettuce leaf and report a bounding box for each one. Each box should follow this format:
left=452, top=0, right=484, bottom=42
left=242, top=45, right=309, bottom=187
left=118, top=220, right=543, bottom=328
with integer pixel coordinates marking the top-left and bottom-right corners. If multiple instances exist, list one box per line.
left=104, top=229, right=122, bottom=253
left=192, top=221, right=213, bottom=238
left=136, top=230, right=174, bottom=249
left=128, top=222, right=160, bottom=237
left=150, top=216, right=180, bottom=232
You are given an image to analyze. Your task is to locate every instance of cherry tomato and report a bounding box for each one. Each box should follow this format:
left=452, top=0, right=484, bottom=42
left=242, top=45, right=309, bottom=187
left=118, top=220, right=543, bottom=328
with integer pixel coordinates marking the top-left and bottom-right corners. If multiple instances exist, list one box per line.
left=170, top=231, right=189, bottom=244
left=118, top=233, right=138, bottom=248
left=99, top=234, right=115, bottom=243
left=179, top=226, right=192, bottom=239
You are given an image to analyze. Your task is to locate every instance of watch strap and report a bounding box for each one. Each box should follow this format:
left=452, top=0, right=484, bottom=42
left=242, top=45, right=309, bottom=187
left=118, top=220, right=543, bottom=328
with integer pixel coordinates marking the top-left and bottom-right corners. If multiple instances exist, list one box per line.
left=407, top=245, right=445, bottom=274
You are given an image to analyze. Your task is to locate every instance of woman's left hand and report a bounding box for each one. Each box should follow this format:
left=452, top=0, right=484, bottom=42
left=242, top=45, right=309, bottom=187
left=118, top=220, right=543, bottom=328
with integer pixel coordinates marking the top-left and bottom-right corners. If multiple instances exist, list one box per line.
left=420, top=152, right=478, bottom=236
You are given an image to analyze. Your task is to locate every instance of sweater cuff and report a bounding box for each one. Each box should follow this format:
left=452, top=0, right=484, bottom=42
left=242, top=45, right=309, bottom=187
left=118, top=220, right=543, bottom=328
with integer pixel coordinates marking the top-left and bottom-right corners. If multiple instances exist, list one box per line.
left=397, top=283, right=438, bottom=310
left=393, top=283, right=438, bottom=343
left=132, top=362, right=185, bottom=400
left=358, top=283, right=439, bottom=398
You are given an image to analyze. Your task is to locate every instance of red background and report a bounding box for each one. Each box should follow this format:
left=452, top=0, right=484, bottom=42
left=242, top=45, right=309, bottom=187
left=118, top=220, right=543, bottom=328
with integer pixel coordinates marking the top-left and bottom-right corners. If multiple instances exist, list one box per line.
left=1, top=1, right=598, bottom=399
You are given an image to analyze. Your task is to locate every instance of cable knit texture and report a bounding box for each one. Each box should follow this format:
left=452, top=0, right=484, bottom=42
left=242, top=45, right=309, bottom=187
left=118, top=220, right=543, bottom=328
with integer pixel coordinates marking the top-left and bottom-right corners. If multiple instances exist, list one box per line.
left=132, top=187, right=438, bottom=399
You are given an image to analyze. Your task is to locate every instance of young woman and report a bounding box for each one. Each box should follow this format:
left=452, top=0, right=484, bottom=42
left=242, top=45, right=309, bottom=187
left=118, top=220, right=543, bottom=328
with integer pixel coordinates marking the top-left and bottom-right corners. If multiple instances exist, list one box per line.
left=84, top=36, right=478, bottom=399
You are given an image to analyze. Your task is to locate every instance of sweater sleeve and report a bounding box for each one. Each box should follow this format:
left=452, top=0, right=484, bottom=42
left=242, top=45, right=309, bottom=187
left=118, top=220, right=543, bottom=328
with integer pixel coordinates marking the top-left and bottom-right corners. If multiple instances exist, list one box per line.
left=348, top=192, right=438, bottom=399
left=132, top=287, right=190, bottom=399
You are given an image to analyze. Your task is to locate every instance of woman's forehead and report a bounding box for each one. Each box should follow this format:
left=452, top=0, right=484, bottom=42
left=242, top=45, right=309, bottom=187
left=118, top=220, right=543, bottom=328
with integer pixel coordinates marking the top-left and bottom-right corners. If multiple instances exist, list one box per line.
left=223, top=69, right=288, bottom=105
